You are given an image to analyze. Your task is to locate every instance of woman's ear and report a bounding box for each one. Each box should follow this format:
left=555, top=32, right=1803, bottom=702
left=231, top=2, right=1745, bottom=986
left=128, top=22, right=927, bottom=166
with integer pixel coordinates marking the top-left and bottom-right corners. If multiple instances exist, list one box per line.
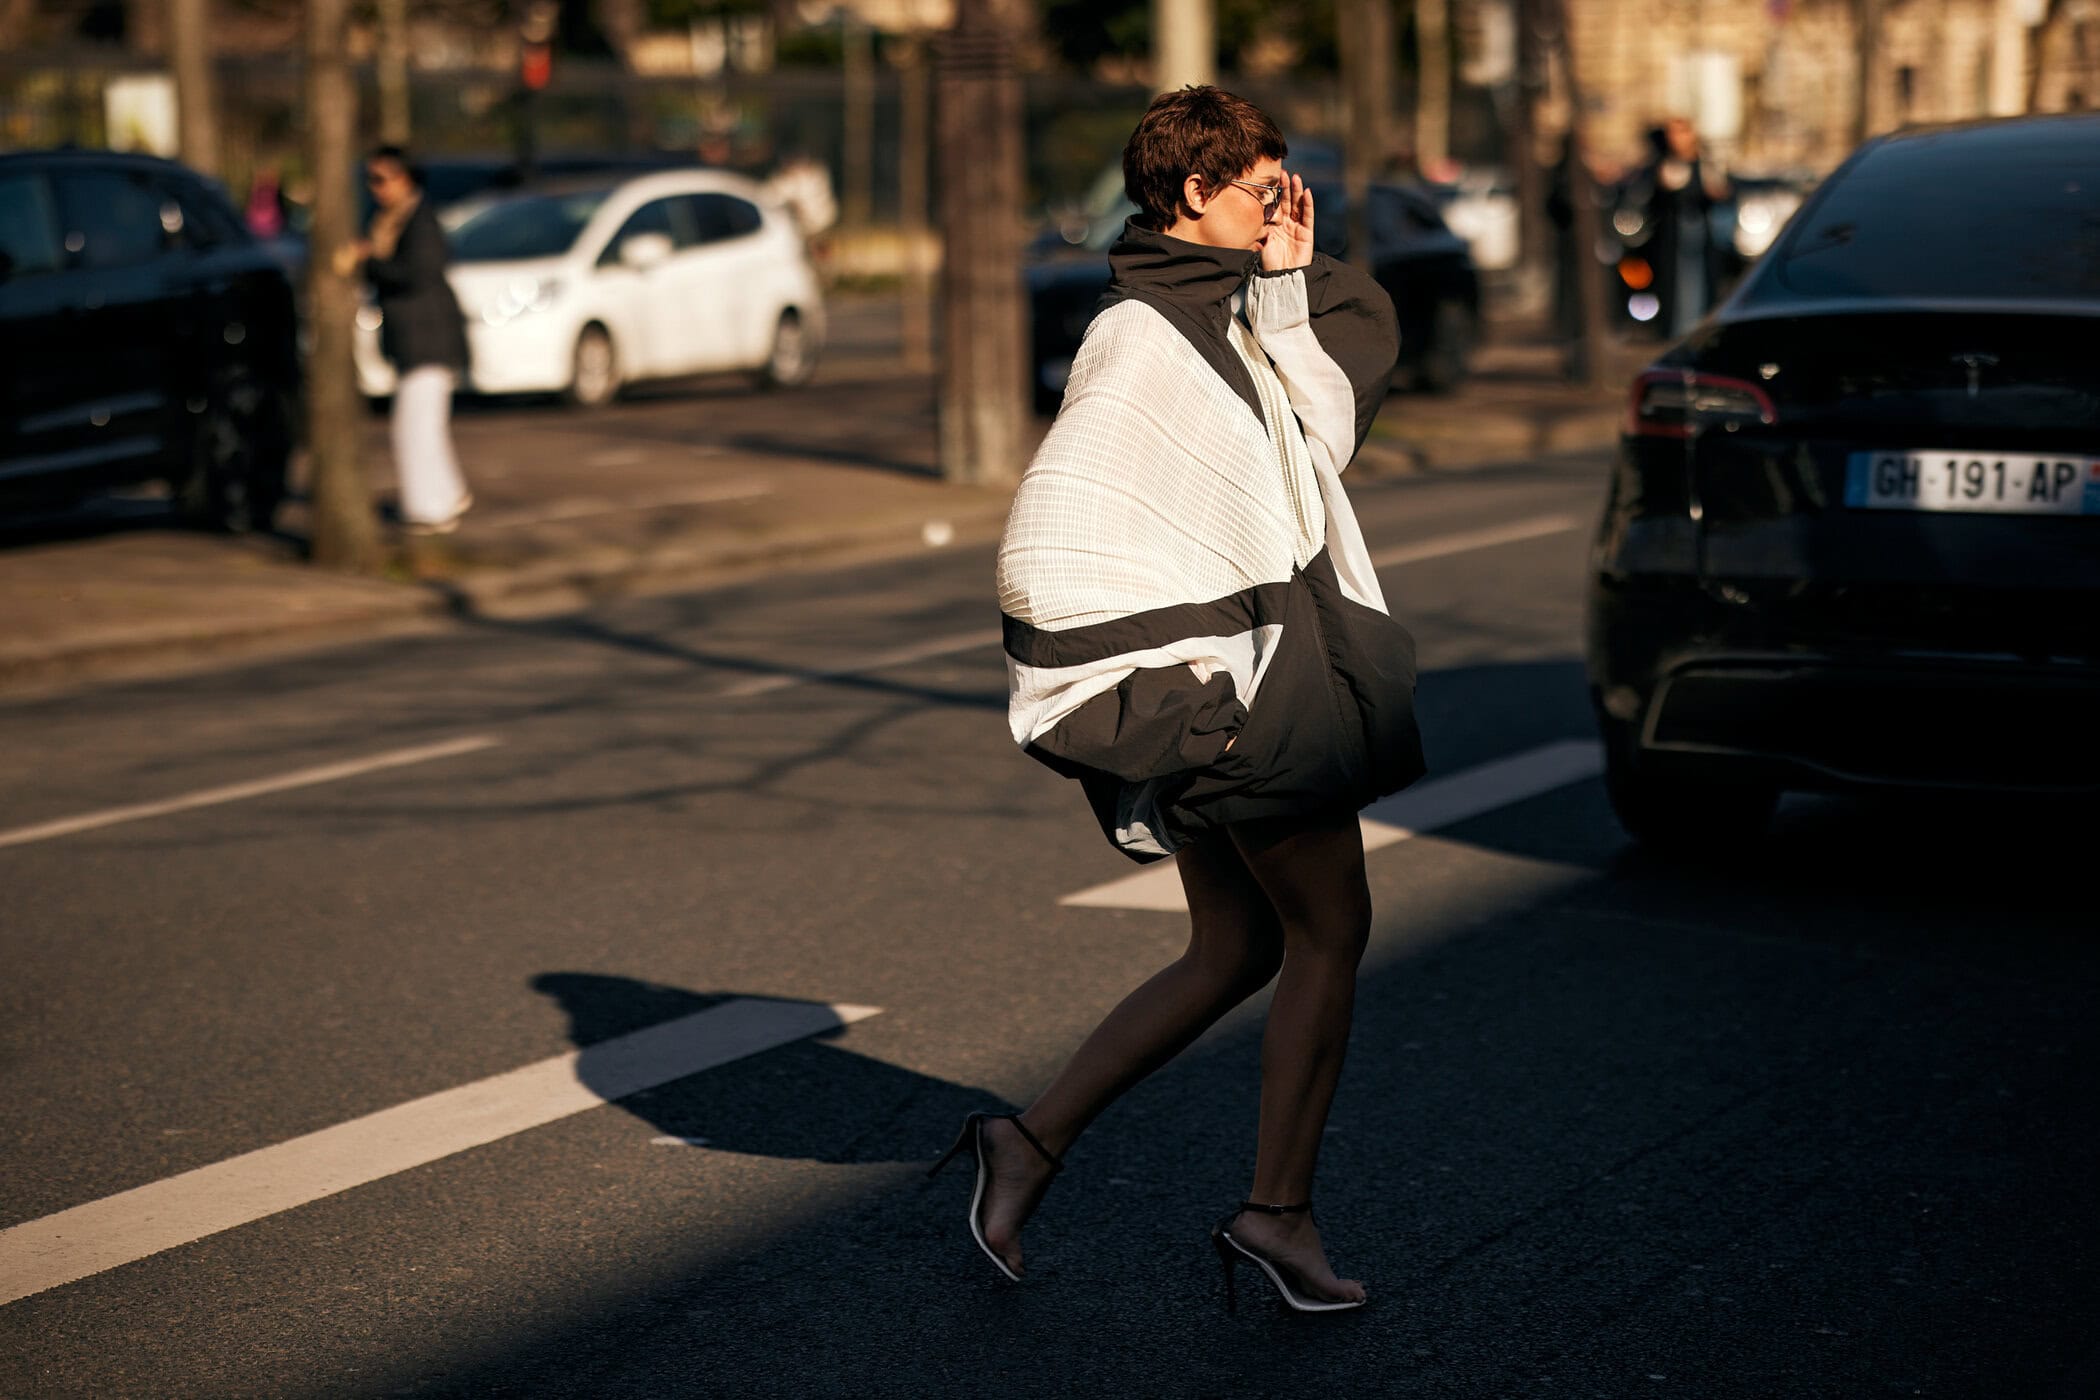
left=1180, top=172, right=1212, bottom=218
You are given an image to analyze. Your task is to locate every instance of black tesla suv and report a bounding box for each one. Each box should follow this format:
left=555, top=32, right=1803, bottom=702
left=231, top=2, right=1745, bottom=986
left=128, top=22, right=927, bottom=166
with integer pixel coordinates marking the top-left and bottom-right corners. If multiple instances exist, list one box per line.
left=1587, top=114, right=2100, bottom=851
left=0, top=149, right=299, bottom=530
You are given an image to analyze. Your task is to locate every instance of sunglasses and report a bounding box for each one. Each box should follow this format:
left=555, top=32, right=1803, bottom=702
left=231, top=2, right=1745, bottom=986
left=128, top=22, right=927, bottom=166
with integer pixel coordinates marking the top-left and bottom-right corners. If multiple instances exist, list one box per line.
left=1225, top=177, right=1286, bottom=222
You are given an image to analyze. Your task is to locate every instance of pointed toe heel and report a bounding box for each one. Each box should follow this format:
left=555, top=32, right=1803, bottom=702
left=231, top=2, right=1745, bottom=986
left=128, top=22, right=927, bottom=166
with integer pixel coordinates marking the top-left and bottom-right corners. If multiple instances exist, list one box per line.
left=1209, top=1200, right=1368, bottom=1315
left=928, top=1111, right=1064, bottom=1283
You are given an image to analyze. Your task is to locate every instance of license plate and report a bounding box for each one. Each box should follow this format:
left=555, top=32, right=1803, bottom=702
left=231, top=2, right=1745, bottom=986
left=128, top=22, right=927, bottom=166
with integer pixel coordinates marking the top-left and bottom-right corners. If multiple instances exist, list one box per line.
left=1845, top=451, right=2100, bottom=515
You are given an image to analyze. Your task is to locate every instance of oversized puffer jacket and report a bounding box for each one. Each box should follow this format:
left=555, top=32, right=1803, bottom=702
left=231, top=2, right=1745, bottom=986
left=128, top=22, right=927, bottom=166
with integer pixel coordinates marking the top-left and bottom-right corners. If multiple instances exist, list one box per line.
left=996, top=222, right=1427, bottom=863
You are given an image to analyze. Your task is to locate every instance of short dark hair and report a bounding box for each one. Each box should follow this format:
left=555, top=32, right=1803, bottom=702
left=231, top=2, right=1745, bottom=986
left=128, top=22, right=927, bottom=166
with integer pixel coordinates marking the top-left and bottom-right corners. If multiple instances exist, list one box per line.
left=368, top=144, right=421, bottom=189
left=1122, top=86, right=1287, bottom=230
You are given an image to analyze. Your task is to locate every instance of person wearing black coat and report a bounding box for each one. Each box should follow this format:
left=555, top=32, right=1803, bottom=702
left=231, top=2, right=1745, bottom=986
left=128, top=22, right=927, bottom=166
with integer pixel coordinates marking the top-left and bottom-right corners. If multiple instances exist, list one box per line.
left=335, top=146, right=472, bottom=533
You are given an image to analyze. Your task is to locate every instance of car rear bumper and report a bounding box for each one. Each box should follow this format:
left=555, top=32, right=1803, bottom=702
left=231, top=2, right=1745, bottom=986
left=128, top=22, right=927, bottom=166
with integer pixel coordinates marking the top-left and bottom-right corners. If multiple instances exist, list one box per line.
left=1633, top=654, right=2100, bottom=792
left=1590, top=578, right=2100, bottom=794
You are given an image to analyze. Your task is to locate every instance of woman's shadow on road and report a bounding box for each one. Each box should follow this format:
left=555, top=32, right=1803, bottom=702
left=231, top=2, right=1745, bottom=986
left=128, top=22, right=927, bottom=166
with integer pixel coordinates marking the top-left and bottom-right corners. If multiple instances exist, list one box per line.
left=532, top=972, right=998, bottom=1164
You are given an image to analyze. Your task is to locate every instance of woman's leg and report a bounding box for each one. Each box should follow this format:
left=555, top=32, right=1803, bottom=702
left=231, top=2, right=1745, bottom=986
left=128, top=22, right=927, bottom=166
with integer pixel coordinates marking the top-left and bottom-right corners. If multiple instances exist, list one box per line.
left=1225, top=806, right=1373, bottom=1302
left=976, top=831, right=1285, bottom=1274
left=392, top=366, right=469, bottom=525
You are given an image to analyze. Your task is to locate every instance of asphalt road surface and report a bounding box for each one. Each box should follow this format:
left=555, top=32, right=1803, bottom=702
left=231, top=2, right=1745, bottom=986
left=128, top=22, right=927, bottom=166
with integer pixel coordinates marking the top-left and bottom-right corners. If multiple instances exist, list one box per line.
left=3, top=453, right=2095, bottom=1400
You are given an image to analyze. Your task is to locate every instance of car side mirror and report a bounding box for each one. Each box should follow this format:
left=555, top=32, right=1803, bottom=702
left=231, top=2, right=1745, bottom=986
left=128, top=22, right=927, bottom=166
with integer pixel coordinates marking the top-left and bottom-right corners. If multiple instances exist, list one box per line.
left=619, top=232, right=673, bottom=271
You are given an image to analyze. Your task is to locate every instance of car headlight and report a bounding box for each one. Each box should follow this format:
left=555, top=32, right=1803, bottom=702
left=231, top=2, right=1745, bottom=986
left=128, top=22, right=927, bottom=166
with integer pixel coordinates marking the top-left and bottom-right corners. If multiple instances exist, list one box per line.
left=480, top=277, right=564, bottom=326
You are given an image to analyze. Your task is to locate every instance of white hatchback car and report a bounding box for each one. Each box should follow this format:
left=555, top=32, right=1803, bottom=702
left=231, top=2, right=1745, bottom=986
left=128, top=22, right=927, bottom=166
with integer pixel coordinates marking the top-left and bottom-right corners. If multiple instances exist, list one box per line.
left=354, top=169, right=824, bottom=405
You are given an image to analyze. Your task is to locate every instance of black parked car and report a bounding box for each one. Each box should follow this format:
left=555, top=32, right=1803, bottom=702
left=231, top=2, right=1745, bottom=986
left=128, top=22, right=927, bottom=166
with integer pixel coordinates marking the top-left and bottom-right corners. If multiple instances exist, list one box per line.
left=1028, top=180, right=1481, bottom=413
left=1588, top=114, right=2100, bottom=852
left=0, top=149, right=298, bottom=530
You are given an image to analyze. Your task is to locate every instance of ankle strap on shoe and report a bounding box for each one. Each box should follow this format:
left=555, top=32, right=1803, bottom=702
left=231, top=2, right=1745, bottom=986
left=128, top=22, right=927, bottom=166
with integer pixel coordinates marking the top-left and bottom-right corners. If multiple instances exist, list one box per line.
left=999, top=1113, right=1065, bottom=1173
left=1237, top=1199, right=1312, bottom=1215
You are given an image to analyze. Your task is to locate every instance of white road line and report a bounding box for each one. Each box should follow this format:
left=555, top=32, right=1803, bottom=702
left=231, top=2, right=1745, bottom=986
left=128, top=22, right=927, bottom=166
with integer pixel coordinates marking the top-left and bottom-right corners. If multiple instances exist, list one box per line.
left=0, top=735, right=502, bottom=852
left=714, top=629, right=1005, bottom=699
left=0, top=997, right=881, bottom=1307
left=1060, top=739, right=1605, bottom=912
left=1367, top=514, right=1582, bottom=569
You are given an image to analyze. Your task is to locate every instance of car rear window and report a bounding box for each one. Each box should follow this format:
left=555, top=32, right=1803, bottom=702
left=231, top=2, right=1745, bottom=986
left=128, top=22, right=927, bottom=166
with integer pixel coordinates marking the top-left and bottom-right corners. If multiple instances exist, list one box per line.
left=1757, top=125, right=2100, bottom=303
left=0, top=172, right=61, bottom=279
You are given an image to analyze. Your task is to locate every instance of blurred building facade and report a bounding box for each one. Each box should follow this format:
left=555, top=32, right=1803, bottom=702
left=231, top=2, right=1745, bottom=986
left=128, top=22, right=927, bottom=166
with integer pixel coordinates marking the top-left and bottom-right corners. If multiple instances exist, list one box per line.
left=1550, top=0, right=2100, bottom=173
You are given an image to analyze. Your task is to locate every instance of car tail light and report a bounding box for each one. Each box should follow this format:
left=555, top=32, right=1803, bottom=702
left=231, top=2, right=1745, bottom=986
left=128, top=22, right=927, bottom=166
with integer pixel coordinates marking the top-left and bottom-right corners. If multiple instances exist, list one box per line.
left=1626, top=369, right=1777, bottom=439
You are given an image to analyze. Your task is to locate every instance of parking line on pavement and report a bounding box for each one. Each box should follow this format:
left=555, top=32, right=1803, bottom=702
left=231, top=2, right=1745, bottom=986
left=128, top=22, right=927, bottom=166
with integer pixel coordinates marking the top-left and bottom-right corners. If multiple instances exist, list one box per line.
left=1366, top=514, right=1583, bottom=568
left=0, top=997, right=882, bottom=1307
left=1060, top=739, right=1605, bottom=911
left=0, top=735, right=502, bottom=852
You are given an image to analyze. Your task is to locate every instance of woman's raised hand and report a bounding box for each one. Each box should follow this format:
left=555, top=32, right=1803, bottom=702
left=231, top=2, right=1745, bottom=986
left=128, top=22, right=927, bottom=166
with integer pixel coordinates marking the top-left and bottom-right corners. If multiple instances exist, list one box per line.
left=1260, top=172, right=1315, bottom=272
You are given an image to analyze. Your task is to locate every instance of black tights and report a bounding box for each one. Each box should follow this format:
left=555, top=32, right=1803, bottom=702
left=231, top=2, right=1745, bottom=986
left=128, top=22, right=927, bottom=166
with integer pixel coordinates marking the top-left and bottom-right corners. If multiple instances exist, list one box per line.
left=1020, top=806, right=1372, bottom=1204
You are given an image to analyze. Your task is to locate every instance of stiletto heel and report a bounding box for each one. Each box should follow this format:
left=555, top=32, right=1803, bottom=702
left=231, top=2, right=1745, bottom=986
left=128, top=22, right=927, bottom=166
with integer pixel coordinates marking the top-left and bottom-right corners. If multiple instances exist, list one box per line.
left=928, top=1111, right=1064, bottom=1282
left=1210, top=1200, right=1367, bottom=1314
left=926, top=1121, right=974, bottom=1178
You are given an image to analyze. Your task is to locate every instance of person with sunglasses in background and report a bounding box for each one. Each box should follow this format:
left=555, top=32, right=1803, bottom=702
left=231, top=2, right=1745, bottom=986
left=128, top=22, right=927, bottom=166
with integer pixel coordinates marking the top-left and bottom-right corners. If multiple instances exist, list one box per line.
left=334, top=146, right=473, bottom=535
left=941, top=87, right=1423, bottom=1315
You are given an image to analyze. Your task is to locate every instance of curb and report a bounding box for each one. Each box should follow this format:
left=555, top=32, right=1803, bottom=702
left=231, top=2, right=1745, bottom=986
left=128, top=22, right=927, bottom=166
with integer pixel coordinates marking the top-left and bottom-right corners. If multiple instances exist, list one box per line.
left=0, top=500, right=1014, bottom=696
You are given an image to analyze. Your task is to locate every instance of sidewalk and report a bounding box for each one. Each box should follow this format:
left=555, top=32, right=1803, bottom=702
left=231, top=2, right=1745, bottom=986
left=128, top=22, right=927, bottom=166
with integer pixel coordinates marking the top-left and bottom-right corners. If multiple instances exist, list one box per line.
left=0, top=297, right=1638, bottom=695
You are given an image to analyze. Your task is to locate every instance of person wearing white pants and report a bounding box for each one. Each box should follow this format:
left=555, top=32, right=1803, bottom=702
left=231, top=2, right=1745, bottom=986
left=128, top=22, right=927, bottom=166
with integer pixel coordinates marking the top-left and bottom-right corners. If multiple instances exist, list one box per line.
left=337, top=145, right=473, bottom=533
left=390, top=364, right=469, bottom=531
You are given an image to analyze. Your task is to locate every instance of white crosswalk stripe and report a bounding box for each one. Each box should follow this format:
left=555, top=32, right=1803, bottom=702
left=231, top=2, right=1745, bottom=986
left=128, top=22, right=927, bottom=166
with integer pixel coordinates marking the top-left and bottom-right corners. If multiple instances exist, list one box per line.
left=1059, top=740, right=1605, bottom=911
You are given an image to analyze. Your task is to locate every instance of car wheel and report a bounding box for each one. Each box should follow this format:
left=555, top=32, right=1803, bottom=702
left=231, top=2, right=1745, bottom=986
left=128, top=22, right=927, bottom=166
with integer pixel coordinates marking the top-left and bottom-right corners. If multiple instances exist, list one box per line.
left=1602, top=722, right=1777, bottom=855
left=755, top=310, right=816, bottom=390
left=177, top=371, right=288, bottom=534
left=565, top=325, right=621, bottom=408
left=1413, top=300, right=1475, bottom=394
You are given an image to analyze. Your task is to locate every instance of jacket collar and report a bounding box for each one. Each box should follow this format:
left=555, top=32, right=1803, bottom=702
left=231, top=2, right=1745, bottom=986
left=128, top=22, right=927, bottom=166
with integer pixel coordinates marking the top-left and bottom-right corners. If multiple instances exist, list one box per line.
left=1106, top=221, right=1258, bottom=319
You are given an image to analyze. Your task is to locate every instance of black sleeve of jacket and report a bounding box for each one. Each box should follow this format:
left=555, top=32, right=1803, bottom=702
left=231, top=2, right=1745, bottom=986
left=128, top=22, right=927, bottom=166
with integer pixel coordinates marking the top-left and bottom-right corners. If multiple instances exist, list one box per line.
left=1025, top=667, right=1243, bottom=785
left=1299, top=252, right=1401, bottom=452
left=365, top=206, right=448, bottom=298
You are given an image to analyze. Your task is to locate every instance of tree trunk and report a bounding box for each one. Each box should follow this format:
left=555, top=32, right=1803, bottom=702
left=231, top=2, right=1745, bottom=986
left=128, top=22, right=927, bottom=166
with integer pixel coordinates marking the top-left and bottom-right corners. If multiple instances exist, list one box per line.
left=1152, top=0, right=1215, bottom=90
left=1337, top=0, right=1390, bottom=272
left=169, top=0, right=218, bottom=176
left=1549, top=0, right=1609, bottom=387
left=842, top=16, right=876, bottom=229
left=935, top=0, right=1027, bottom=487
left=1852, top=0, right=1883, bottom=145
left=1513, top=0, right=1547, bottom=287
left=898, top=35, right=935, bottom=373
left=305, top=0, right=382, bottom=573
left=1414, top=0, right=1451, bottom=174
left=376, top=0, right=412, bottom=147
left=2027, top=0, right=2071, bottom=111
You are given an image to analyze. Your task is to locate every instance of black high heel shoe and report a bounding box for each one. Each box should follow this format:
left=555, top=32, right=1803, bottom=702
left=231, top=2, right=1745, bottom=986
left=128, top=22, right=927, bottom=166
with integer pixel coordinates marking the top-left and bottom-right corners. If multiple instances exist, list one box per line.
left=927, top=1111, right=1064, bottom=1281
left=1210, top=1200, right=1367, bottom=1313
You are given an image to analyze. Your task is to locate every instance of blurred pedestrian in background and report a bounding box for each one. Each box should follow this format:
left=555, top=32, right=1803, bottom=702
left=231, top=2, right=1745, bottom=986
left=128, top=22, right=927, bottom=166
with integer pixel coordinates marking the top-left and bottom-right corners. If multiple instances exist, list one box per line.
left=941, top=86, right=1422, bottom=1316
left=1546, top=132, right=1589, bottom=380
left=762, top=153, right=838, bottom=242
left=244, top=161, right=290, bottom=239
left=333, top=146, right=472, bottom=535
left=1625, top=117, right=1733, bottom=337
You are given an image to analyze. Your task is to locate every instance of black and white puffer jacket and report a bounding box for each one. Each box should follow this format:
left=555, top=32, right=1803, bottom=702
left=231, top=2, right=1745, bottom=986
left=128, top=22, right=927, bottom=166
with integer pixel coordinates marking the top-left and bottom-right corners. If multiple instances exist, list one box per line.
left=997, top=221, right=1427, bottom=863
